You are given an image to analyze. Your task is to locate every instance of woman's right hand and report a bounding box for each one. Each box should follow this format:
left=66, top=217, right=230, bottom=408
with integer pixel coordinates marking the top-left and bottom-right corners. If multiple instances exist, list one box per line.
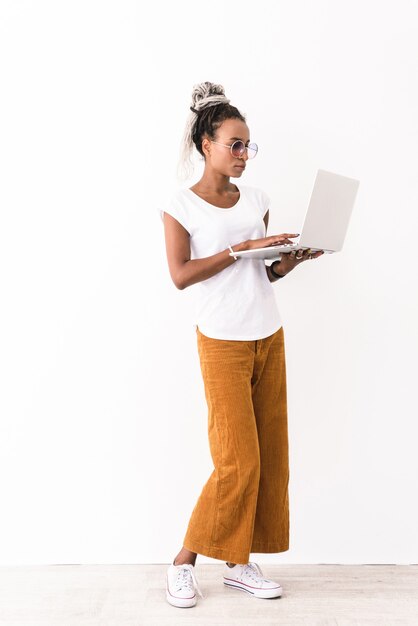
left=245, top=233, right=299, bottom=250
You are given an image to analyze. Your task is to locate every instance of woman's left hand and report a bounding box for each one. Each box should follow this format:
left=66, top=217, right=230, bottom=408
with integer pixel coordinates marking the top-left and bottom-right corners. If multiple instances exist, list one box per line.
left=274, top=248, right=324, bottom=276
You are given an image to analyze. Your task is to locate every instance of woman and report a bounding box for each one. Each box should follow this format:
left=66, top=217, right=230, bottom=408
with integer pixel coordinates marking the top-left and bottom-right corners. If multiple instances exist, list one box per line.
left=160, top=81, right=324, bottom=608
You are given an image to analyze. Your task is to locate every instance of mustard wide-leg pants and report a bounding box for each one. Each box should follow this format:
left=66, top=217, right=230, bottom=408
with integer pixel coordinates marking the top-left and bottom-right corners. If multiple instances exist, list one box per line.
left=183, top=325, right=290, bottom=564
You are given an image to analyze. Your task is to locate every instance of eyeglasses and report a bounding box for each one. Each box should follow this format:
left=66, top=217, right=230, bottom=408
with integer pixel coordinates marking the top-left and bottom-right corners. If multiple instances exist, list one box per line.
left=210, top=140, right=258, bottom=159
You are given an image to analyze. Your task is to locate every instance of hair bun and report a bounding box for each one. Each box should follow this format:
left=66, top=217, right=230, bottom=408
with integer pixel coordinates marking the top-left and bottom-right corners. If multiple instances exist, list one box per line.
left=190, top=81, right=229, bottom=112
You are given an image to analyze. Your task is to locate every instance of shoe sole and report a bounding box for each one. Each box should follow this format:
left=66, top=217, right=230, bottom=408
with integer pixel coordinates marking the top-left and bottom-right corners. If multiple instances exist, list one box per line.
left=223, top=578, right=282, bottom=599
left=166, top=591, right=197, bottom=607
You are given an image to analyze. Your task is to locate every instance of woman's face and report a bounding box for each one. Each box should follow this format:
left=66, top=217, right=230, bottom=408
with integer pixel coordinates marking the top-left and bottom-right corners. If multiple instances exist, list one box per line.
left=202, top=118, right=250, bottom=178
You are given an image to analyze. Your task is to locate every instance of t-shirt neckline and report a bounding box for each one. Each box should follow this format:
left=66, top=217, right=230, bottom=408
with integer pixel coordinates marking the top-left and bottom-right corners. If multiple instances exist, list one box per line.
left=185, top=185, right=243, bottom=210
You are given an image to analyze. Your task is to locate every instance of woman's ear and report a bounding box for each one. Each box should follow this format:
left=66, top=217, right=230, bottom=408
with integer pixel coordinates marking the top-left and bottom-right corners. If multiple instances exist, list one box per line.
left=201, top=134, right=211, bottom=158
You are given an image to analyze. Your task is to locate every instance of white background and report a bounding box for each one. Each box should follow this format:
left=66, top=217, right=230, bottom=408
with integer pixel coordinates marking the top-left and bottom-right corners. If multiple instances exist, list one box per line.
left=0, top=0, right=417, bottom=565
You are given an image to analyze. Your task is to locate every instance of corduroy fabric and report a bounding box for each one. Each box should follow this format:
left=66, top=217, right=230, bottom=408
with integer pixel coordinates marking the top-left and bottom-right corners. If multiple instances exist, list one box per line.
left=183, top=325, right=290, bottom=564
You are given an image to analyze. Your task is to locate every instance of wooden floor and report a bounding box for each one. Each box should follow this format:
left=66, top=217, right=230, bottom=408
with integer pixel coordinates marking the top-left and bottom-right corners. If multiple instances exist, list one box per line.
left=0, top=564, right=417, bottom=625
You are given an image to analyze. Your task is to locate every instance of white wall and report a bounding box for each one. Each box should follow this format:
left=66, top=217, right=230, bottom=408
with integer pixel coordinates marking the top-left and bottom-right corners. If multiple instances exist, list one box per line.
left=0, top=0, right=417, bottom=565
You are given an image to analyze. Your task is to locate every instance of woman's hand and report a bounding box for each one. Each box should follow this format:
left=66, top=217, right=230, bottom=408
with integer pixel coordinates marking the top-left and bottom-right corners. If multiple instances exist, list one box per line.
left=245, top=233, right=300, bottom=250
left=274, top=248, right=324, bottom=276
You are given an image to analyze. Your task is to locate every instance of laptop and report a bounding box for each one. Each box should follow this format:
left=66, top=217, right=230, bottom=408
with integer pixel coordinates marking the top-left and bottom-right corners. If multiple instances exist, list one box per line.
left=230, top=169, right=360, bottom=260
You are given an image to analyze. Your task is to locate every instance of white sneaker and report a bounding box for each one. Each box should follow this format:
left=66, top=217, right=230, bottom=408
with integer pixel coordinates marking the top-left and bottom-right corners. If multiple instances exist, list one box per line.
left=166, top=560, right=205, bottom=608
left=223, top=561, right=283, bottom=599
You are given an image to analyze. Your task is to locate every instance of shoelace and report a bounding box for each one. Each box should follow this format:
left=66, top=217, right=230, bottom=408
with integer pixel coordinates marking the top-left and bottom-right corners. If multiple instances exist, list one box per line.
left=174, top=564, right=205, bottom=599
left=242, top=561, right=271, bottom=584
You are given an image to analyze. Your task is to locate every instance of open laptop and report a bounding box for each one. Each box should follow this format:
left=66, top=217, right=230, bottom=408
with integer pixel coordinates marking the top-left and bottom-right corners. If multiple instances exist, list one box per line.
left=230, top=169, right=360, bottom=261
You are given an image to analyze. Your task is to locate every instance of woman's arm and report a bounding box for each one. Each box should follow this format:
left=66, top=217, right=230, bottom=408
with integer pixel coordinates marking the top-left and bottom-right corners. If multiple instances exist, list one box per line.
left=163, top=212, right=249, bottom=290
left=263, top=210, right=284, bottom=282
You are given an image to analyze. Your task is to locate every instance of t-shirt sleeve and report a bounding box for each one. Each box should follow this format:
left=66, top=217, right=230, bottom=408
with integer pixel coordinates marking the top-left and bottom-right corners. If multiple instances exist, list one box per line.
left=156, top=195, right=191, bottom=235
left=260, top=189, right=271, bottom=218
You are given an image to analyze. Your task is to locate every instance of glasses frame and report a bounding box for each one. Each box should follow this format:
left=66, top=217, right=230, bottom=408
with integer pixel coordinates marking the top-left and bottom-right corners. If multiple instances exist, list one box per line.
left=210, top=140, right=258, bottom=159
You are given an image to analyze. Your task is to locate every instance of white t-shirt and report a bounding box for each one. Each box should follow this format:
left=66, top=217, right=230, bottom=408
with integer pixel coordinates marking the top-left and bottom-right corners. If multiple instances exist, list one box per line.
left=158, top=184, right=283, bottom=340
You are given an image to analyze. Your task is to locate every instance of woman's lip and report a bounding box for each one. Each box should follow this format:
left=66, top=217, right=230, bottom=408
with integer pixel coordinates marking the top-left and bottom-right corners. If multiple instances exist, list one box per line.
left=235, top=165, right=245, bottom=169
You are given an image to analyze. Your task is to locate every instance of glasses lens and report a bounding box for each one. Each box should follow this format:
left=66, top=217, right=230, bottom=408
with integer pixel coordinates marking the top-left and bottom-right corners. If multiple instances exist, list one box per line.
left=231, top=140, right=245, bottom=157
left=247, top=142, right=258, bottom=159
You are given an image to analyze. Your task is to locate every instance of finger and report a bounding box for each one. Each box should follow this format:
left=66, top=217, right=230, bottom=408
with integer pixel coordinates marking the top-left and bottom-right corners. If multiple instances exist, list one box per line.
left=273, top=234, right=299, bottom=240
left=270, top=239, right=296, bottom=246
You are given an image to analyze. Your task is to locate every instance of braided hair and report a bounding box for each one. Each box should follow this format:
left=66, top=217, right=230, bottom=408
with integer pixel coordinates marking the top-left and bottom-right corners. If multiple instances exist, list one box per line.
left=177, top=81, right=246, bottom=181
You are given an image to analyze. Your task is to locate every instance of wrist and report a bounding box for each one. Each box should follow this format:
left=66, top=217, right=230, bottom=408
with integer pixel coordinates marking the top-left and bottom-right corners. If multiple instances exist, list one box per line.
left=270, top=260, right=285, bottom=278
left=231, top=240, right=249, bottom=253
